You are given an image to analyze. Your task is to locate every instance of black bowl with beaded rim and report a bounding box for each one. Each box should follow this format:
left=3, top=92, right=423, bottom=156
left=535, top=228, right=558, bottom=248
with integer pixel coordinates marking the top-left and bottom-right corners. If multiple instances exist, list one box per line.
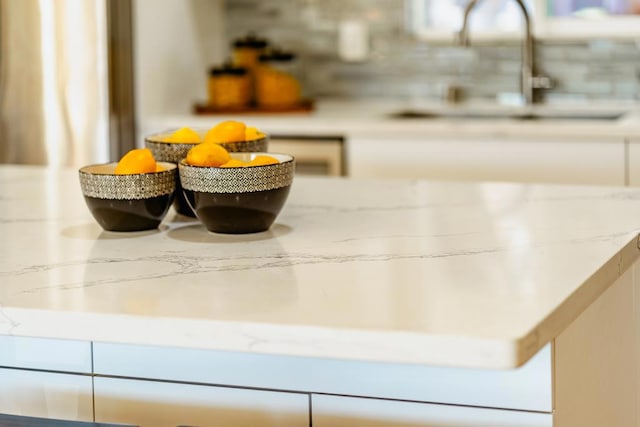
left=145, top=128, right=269, bottom=217
left=79, top=162, right=177, bottom=232
left=178, top=153, right=295, bottom=234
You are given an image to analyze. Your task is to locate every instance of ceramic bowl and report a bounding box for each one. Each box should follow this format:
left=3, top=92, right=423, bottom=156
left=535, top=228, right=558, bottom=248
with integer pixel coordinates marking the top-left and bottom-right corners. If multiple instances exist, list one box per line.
left=145, top=129, right=269, bottom=217
left=78, top=162, right=176, bottom=232
left=178, top=153, right=294, bottom=234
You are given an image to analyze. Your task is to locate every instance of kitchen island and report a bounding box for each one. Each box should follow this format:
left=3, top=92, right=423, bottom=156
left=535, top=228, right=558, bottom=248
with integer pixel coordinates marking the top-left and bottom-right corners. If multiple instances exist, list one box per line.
left=1, top=165, right=639, bottom=426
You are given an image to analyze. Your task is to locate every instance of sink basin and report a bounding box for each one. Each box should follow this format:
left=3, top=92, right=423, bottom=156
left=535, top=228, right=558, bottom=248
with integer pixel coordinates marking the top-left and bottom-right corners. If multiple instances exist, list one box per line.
left=389, top=109, right=626, bottom=121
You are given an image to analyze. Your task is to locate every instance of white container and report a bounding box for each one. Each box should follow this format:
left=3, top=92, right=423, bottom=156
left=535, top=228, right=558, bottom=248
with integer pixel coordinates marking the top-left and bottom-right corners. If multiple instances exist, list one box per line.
left=338, top=19, right=369, bottom=62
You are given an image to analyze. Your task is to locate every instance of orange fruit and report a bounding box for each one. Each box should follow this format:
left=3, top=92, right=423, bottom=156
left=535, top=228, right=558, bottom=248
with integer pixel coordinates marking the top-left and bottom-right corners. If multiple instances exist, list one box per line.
left=205, top=120, right=246, bottom=144
left=248, top=155, right=279, bottom=166
left=185, top=143, right=231, bottom=167
left=115, top=148, right=157, bottom=175
left=163, top=127, right=201, bottom=143
left=245, top=126, right=265, bottom=140
left=220, top=159, right=248, bottom=168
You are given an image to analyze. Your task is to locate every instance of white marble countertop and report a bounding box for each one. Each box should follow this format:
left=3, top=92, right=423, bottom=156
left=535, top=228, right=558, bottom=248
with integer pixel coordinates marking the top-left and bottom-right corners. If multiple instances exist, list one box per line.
left=141, top=99, right=640, bottom=141
left=1, top=165, right=640, bottom=369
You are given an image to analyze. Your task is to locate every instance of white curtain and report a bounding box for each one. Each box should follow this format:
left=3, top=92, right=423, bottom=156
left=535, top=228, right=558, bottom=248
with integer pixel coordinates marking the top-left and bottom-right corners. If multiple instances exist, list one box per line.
left=0, top=0, right=109, bottom=167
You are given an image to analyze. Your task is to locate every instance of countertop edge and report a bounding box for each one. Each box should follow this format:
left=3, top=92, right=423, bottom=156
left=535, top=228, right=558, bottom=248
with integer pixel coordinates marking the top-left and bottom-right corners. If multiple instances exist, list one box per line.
left=514, top=233, right=640, bottom=368
left=0, top=308, right=521, bottom=369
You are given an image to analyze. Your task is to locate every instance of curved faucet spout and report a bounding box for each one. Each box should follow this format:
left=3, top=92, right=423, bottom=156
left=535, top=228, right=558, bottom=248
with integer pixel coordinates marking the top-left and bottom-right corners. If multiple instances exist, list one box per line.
left=458, top=0, right=480, bottom=46
left=457, top=0, right=548, bottom=105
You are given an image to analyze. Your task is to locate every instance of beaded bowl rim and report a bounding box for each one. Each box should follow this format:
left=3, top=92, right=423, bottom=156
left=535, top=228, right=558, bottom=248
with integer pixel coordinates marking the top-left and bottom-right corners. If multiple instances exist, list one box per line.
left=78, top=162, right=177, bottom=200
left=79, top=161, right=177, bottom=176
left=178, top=152, right=294, bottom=170
left=178, top=153, right=295, bottom=194
left=144, top=127, right=269, bottom=146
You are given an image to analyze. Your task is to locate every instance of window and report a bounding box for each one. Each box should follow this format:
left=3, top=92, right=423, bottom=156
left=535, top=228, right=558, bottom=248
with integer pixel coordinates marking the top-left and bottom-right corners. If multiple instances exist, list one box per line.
left=547, top=0, right=640, bottom=17
left=540, top=0, right=640, bottom=38
left=409, top=0, right=640, bottom=40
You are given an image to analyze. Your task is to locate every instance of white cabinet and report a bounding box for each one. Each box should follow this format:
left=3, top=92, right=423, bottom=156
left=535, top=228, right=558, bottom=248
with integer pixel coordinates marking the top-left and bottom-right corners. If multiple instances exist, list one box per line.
left=627, top=139, right=640, bottom=186
left=348, top=135, right=625, bottom=186
left=269, top=136, right=345, bottom=176
left=0, top=336, right=94, bottom=421
left=0, top=368, right=93, bottom=421
left=312, top=394, right=552, bottom=427
left=0, top=336, right=92, bottom=373
left=94, top=377, right=309, bottom=427
left=552, top=260, right=640, bottom=427
left=93, top=342, right=551, bottom=412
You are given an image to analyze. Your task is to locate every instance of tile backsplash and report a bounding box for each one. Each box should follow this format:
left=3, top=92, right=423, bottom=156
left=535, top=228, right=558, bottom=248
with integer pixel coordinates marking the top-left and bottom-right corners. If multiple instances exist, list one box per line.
left=224, top=0, right=640, bottom=102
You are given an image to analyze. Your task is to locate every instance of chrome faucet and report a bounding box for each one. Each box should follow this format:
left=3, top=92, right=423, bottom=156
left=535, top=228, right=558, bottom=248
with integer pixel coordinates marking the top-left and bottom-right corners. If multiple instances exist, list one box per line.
left=457, top=0, right=553, bottom=104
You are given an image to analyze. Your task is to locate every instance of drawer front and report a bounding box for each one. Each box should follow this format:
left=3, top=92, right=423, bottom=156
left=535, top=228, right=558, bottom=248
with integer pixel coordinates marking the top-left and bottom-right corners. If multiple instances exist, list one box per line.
left=312, top=394, right=552, bottom=427
left=269, top=138, right=345, bottom=177
left=0, top=368, right=93, bottom=421
left=94, top=342, right=552, bottom=412
left=94, top=377, right=309, bottom=427
left=348, top=136, right=624, bottom=186
left=0, top=336, right=92, bottom=373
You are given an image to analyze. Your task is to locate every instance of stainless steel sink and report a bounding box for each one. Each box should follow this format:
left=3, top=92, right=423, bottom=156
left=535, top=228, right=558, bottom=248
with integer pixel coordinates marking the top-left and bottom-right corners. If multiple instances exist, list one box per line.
left=389, top=109, right=626, bottom=121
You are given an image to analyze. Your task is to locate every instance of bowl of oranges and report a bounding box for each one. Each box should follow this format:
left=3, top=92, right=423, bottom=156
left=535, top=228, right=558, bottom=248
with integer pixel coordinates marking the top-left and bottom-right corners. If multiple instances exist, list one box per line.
left=79, top=148, right=176, bottom=232
left=178, top=142, right=294, bottom=234
left=145, top=121, right=268, bottom=217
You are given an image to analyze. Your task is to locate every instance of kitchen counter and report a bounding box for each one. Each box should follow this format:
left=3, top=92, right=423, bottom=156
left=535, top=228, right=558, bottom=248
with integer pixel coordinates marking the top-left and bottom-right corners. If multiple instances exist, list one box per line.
left=142, top=99, right=640, bottom=141
left=1, top=164, right=640, bottom=370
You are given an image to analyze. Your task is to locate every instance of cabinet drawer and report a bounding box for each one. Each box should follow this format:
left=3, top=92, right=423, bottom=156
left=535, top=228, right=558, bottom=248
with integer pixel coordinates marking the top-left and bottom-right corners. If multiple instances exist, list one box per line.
left=94, top=342, right=552, bottom=412
left=94, top=377, right=308, bottom=427
left=0, top=336, right=92, bottom=373
left=269, top=137, right=345, bottom=177
left=312, top=394, right=552, bottom=427
left=0, top=368, right=93, bottom=421
left=348, top=136, right=624, bottom=186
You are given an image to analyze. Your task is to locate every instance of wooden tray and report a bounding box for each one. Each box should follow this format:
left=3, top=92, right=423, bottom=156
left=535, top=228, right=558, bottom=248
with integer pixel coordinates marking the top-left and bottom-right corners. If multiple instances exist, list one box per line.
left=193, top=99, right=314, bottom=115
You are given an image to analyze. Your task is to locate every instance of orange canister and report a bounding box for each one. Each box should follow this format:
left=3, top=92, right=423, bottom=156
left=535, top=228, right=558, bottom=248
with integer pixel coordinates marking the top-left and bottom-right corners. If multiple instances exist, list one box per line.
left=255, top=49, right=301, bottom=109
left=207, top=64, right=251, bottom=110
left=232, top=34, right=269, bottom=72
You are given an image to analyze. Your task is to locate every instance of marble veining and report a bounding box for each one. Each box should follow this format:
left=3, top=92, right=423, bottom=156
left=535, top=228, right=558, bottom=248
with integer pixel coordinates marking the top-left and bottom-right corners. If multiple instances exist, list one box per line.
left=1, top=165, right=640, bottom=369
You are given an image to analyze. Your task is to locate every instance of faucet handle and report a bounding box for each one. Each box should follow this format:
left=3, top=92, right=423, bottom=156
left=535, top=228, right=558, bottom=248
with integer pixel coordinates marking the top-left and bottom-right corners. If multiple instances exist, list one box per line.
left=443, top=85, right=464, bottom=104
left=532, top=75, right=554, bottom=90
